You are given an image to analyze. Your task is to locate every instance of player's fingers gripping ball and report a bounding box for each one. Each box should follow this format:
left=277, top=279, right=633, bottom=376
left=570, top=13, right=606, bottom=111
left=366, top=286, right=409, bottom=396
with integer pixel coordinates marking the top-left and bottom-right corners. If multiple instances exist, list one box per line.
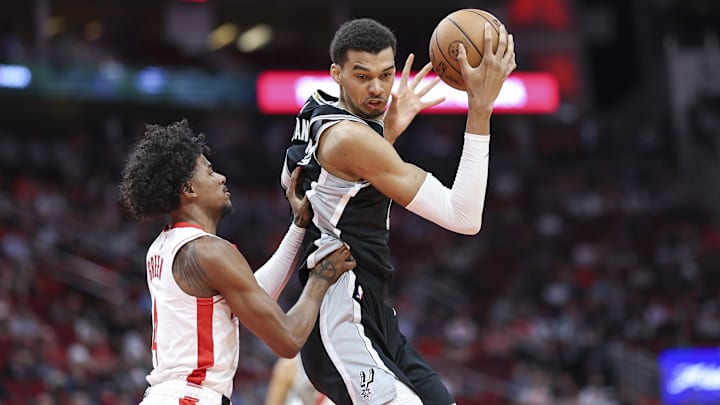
left=429, top=9, right=503, bottom=91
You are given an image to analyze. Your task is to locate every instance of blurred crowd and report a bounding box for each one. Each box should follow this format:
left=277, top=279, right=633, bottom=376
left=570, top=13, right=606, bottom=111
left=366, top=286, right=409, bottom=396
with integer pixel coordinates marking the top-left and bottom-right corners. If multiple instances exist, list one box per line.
left=0, top=105, right=718, bottom=405
left=1, top=1, right=720, bottom=404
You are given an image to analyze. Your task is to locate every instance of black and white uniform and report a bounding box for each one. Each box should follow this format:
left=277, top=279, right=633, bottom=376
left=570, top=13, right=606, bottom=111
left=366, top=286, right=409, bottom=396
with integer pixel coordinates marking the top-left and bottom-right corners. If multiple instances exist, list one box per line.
left=280, top=91, right=454, bottom=405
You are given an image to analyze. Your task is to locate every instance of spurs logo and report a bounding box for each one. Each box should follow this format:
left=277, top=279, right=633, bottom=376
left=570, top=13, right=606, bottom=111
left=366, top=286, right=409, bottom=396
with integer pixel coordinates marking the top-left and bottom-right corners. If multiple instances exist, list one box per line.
left=360, top=368, right=375, bottom=400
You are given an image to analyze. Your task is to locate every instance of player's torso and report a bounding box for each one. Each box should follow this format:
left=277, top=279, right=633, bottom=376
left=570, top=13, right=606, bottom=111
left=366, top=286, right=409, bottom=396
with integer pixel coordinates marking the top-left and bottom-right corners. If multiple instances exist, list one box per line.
left=144, top=223, right=239, bottom=397
left=286, top=92, right=395, bottom=281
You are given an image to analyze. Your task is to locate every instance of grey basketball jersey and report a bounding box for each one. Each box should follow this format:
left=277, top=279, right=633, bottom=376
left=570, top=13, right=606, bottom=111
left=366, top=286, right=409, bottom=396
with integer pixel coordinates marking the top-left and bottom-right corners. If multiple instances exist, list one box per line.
left=281, top=90, right=395, bottom=285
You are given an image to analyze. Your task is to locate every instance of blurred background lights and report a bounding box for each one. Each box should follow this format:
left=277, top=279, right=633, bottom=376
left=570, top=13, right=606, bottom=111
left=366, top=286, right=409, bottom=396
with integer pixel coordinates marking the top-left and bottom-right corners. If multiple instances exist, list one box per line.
left=206, top=23, right=239, bottom=51
left=0, top=65, right=32, bottom=88
left=237, top=24, right=273, bottom=53
left=43, top=16, right=65, bottom=37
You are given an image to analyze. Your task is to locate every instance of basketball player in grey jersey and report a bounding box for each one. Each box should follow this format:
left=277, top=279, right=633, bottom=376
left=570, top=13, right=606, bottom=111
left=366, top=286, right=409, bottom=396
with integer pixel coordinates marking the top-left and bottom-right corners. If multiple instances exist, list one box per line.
left=280, top=18, right=516, bottom=405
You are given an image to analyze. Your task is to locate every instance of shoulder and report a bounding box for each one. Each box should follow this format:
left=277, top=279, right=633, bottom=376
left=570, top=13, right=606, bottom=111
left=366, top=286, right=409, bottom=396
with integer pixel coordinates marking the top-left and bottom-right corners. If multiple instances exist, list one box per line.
left=175, top=235, right=254, bottom=294
left=317, top=119, right=392, bottom=180
left=185, top=234, right=235, bottom=252
left=300, top=91, right=341, bottom=117
left=320, top=120, right=390, bottom=162
left=180, top=235, right=245, bottom=269
left=324, top=120, right=378, bottom=146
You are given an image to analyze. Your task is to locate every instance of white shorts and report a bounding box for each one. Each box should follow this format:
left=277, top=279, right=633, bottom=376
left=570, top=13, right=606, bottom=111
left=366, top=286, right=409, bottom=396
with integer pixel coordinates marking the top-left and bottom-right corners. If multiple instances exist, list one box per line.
left=140, top=380, right=230, bottom=405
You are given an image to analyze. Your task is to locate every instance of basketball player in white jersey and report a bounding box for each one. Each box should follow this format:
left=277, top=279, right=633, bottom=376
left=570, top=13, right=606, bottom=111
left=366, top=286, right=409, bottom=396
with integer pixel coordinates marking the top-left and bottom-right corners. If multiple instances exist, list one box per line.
left=119, top=119, right=356, bottom=405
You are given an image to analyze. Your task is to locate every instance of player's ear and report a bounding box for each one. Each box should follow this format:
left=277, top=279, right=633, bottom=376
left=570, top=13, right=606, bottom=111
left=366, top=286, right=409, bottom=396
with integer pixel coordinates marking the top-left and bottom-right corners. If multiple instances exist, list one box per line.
left=182, top=183, right=194, bottom=195
left=330, top=64, right=341, bottom=83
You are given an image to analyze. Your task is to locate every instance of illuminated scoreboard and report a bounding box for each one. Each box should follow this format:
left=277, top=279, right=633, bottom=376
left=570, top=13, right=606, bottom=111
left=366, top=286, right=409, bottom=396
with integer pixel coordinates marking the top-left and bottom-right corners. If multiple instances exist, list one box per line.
left=256, top=71, right=560, bottom=115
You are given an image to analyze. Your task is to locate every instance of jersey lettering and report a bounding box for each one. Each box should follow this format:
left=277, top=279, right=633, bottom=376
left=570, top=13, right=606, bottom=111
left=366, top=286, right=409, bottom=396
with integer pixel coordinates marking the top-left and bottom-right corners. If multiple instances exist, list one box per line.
left=148, top=254, right=163, bottom=281
left=291, top=117, right=311, bottom=143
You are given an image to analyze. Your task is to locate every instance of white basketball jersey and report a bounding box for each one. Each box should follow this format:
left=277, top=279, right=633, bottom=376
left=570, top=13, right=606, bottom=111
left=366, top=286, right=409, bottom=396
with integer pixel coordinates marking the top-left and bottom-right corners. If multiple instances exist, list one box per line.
left=145, top=222, right=239, bottom=398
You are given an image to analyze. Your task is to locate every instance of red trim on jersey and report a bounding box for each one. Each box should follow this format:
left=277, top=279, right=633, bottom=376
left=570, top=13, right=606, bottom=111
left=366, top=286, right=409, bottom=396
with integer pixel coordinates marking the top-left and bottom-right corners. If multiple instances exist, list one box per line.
left=152, top=301, right=159, bottom=364
left=180, top=397, right=199, bottom=404
left=187, top=297, right=214, bottom=385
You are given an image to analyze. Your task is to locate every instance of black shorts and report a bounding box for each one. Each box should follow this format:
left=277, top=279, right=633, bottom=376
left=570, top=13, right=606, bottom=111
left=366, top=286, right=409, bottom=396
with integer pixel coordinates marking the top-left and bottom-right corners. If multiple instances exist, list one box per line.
left=300, top=270, right=454, bottom=405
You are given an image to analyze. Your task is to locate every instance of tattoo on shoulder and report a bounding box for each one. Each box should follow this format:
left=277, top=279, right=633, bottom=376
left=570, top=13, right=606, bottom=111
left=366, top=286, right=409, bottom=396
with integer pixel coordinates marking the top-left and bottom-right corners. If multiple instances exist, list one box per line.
left=312, top=260, right=338, bottom=282
left=174, top=243, right=211, bottom=292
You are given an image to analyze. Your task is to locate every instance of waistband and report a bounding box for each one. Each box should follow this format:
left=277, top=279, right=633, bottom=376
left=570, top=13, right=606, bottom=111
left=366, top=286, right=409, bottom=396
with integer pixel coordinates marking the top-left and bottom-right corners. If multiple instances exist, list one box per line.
left=144, top=380, right=231, bottom=405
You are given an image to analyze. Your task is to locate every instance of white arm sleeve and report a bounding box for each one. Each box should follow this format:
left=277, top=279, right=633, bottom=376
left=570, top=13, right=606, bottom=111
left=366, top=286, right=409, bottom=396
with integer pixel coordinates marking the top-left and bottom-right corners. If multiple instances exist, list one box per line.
left=254, top=223, right=305, bottom=300
left=404, top=133, right=490, bottom=235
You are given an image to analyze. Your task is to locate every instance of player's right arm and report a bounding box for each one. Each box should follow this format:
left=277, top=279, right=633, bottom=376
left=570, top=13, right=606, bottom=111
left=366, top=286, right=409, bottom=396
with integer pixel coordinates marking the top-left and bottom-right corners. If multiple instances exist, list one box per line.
left=174, top=237, right=355, bottom=358
left=319, top=122, right=487, bottom=235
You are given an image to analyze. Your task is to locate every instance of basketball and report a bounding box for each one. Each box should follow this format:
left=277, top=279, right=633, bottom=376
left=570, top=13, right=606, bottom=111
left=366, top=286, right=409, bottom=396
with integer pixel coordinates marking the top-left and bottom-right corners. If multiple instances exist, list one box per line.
left=429, top=9, right=503, bottom=91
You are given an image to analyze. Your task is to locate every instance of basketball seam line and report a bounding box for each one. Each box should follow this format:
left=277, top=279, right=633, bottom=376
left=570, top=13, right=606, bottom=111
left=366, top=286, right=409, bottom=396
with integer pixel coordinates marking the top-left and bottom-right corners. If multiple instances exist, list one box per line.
left=433, top=25, right=462, bottom=79
left=437, top=15, right=494, bottom=81
left=463, top=10, right=502, bottom=59
left=447, top=17, right=485, bottom=58
left=433, top=11, right=501, bottom=89
left=465, top=10, right=502, bottom=34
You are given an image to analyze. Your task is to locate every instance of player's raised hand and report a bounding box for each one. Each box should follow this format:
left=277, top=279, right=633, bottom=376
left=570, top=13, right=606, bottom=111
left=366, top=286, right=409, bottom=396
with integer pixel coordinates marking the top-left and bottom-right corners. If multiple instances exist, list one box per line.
left=384, top=53, right=445, bottom=143
left=457, top=23, right=516, bottom=109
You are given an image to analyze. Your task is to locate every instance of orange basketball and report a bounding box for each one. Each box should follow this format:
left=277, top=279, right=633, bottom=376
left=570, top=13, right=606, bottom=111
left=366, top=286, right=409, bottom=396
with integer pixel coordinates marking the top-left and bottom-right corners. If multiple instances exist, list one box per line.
left=428, top=9, right=502, bottom=91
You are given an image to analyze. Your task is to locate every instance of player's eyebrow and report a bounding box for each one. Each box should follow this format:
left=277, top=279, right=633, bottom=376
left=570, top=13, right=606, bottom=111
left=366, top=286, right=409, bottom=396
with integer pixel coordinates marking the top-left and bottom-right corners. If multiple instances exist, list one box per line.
left=351, top=64, right=395, bottom=72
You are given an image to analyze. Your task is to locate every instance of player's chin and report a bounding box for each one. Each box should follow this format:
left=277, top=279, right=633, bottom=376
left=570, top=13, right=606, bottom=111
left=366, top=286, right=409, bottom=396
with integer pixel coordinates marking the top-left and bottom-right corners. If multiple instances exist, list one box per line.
left=220, top=202, right=235, bottom=218
left=364, top=102, right=387, bottom=118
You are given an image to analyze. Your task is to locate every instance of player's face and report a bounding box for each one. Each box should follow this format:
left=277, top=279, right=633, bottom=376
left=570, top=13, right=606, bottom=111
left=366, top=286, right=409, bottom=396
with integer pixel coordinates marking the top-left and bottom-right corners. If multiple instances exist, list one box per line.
left=189, top=154, right=234, bottom=218
left=333, top=47, right=396, bottom=119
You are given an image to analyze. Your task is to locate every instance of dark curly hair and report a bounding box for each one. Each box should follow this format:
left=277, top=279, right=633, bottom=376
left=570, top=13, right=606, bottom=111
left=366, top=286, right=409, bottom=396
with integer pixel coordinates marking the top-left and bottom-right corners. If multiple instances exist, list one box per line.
left=329, top=18, right=397, bottom=65
left=119, top=119, right=210, bottom=220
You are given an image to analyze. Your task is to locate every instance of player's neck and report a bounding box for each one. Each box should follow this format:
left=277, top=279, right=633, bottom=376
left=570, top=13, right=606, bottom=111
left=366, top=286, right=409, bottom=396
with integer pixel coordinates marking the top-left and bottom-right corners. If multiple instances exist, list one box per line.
left=336, top=99, right=350, bottom=114
left=170, top=210, right=218, bottom=235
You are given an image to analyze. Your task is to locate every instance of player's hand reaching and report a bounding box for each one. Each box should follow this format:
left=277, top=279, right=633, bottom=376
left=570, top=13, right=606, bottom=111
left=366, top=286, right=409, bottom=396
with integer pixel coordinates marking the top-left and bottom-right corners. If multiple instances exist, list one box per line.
left=458, top=23, right=516, bottom=111
left=286, top=166, right=313, bottom=228
left=383, top=53, right=445, bottom=144
left=309, top=245, right=356, bottom=285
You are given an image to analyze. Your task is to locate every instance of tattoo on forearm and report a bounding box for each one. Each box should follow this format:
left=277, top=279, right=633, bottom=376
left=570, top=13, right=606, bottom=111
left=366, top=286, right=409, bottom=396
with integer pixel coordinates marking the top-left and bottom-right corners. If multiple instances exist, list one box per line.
left=312, top=260, right=338, bottom=282
left=174, top=244, right=210, bottom=291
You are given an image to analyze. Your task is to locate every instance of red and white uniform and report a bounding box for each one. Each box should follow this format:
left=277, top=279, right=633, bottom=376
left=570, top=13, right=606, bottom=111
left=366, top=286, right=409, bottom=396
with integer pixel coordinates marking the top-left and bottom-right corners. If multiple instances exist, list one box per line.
left=144, top=222, right=238, bottom=401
